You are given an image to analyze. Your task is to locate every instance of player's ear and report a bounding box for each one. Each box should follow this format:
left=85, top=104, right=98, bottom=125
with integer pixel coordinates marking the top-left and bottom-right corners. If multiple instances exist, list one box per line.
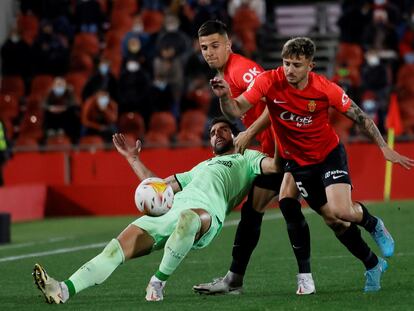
left=226, top=39, right=232, bottom=52
left=308, top=61, right=315, bottom=72
left=231, top=133, right=235, bottom=139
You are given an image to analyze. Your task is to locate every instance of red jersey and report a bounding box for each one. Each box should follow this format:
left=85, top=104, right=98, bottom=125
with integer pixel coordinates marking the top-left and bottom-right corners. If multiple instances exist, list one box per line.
left=243, top=67, right=351, bottom=166
left=223, top=53, right=275, bottom=155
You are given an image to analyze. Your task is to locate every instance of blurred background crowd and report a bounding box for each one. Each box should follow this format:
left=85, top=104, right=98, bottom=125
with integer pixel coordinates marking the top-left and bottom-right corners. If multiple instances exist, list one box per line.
left=0, top=0, right=414, bottom=152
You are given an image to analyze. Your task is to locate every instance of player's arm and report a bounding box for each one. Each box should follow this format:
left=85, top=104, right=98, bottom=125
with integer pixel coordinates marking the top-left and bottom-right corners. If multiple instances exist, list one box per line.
left=343, top=101, right=414, bottom=169
left=235, top=105, right=271, bottom=154
left=112, top=133, right=182, bottom=192
left=210, top=77, right=253, bottom=119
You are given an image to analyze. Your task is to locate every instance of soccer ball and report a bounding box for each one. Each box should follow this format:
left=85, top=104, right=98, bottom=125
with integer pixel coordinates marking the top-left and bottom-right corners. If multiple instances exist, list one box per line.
left=134, top=177, right=174, bottom=216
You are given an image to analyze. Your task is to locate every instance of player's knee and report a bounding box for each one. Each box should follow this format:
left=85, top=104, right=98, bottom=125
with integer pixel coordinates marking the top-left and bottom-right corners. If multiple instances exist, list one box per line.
left=279, top=197, right=304, bottom=223
left=240, top=199, right=264, bottom=227
left=102, top=239, right=125, bottom=263
left=176, top=210, right=201, bottom=238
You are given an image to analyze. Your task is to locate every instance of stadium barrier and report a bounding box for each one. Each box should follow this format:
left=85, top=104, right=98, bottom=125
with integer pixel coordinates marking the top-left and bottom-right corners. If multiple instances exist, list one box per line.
left=0, top=143, right=413, bottom=222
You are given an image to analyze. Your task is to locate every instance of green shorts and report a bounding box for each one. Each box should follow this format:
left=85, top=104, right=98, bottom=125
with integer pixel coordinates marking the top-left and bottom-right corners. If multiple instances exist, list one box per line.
left=132, top=197, right=223, bottom=250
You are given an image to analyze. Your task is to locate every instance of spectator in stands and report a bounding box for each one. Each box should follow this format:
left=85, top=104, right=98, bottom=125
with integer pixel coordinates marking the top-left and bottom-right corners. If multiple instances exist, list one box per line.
left=121, top=15, right=151, bottom=59
left=231, top=0, right=261, bottom=58
left=188, top=0, right=229, bottom=37
left=156, top=14, right=192, bottom=63
left=360, top=50, right=392, bottom=133
left=337, top=0, right=372, bottom=45
left=74, top=0, right=106, bottom=33
left=123, top=36, right=152, bottom=76
left=1, top=27, right=32, bottom=90
left=399, top=7, right=414, bottom=62
left=146, top=72, right=175, bottom=119
left=118, top=59, right=151, bottom=115
left=32, top=20, right=70, bottom=76
left=81, top=90, right=118, bottom=142
left=184, top=38, right=213, bottom=84
left=82, top=57, right=119, bottom=102
left=43, top=77, right=80, bottom=143
left=153, top=45, right=184, bottom=114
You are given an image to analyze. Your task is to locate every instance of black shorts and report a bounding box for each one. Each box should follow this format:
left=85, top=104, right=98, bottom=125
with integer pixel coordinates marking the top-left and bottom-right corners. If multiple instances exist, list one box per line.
left=284, top=143, right=352, bottom=211
left=253, top=172, right=284, bottom=192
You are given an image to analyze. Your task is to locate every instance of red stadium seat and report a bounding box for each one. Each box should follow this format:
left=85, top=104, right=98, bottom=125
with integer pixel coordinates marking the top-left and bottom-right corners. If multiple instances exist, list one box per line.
left=17, top=13, right=39, bottom=45
left=113, top=0, right=139, bottom=15
left=30, top=75, right=54, bottom=98
left=141, top=9, right=164, bottom=34
left=102, top=49, right=122, bottom=78
left=73, top=33, right=100, bottom=58
left=335, top=43, right=364, bottom=68
left=18, top=111, right=44, bottom=142
left=110, top=11, right=133, bottom=35
left=14, top=136, right=40, bottom=151
left=69, top=52, right=95, bottom=77
left=118, top=112, right=145, bottom=141
left=65, top=72, right=88, bottom=102
left=0, top=93, right=19, bottom=121
left=147, top=111, right=177, bottom=137
left=46, top=133, right=72, bottom=149
left=144, top=131, right=170, bottom=147
left=79, top=135, right=105, bottom=149
left=0, top=76, right=25, bottom=98
left=179, top=109, right=207, bottom=137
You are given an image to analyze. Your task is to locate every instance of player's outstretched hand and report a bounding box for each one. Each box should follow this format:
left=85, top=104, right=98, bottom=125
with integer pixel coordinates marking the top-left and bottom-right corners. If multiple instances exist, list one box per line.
left=210, top=77, right=230, bottom=98
left=381, top=146, right=414, bottom=169
left=234, top=130, right=253, bottom=154
left=112, top=133, right=142, bottom=158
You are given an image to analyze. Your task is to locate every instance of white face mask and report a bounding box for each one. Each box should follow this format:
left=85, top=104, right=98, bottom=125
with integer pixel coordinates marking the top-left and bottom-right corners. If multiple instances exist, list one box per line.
left=10, top=35, right=20, bottom=43
left=367, top=55, right=380, bottom=66
left=53, top=86, right=66, bottom=96
left=133, top=24, right=143, bottom=33
left=97, top=95, right=109, bottom=109
left=154, top=80, right=167, bottom=90
left=126, top=61, right=140, bottom=72
left=99, top=63, right=109, bottom=75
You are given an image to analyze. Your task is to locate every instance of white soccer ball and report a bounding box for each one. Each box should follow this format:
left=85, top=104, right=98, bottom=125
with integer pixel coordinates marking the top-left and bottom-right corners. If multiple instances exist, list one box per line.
left=134, top=177, right=174, bottom=216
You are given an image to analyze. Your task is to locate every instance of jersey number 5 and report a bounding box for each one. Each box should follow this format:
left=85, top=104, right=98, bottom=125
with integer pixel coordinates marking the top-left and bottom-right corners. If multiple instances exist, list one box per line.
left=296, top=181, right=309, bottom=198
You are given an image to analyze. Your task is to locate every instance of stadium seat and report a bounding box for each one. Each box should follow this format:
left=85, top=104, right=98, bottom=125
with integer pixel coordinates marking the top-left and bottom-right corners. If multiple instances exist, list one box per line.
left=0, top=93, right=19, bottom=121
left=0, top=76, right=25, bottom=98
left=24, top=94, right=43, bottom=114
left=73, top=33, right=100, bottom=58
left=146, top=111, right=177, bottom=138
left=144, top=131, right=170, bottom=147
left=141, top=9, right=164, bottom=34
left=104, top=30, right=123, bottom=54
left=112, top=0, right=139, bottom=16
left=65, top=72, right=88, bottom=102
left=335, top=43, right=364, bottom=68
left=102, top=50, right=122, bottom=78
left=1, top=118, right=13, bottom=140
left=30, top=75, right=54, bottom=98
left=69, top=52, right=95, bottom=77
left=111, top=11, right=133, bottom=35
left=178, top=110, right=207, bottom=137
left=46, top=133, right=72, bottom=149
left=118, top=112, right=145, bottom=141
left=79, top=135, right=105, bottom=149
left=176, top=131, right=203, bottom=146
left=18, top=112, right=44, bottom=142
left=14, top=135, right=40, bottom=151
left=17, top=13, right=39, bottom=45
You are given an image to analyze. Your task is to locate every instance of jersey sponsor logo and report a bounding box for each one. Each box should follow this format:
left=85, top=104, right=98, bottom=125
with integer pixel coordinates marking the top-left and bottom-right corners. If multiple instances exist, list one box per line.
left=307, top=100, right=316, bottom=112
left=325, top=170, right=348, bottom=179
left=208, top=159, right=233, bottom=168
left=242, top=67, right=261, bottom=84
left=280, top=111, right=313, bottom=127
left=342, top=92, right=349, bottom=106
left=246, top=79, right=255, bottom=92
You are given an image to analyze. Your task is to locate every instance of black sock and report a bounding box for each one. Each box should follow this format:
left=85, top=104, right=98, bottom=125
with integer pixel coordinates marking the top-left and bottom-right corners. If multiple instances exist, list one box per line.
left=336, top=224, right=378, bottom=270
left=357, top=202, right=378, bottom=233
left=230, top=193, right=264, bottom=276
left=279, top=198, right=311, bottom=273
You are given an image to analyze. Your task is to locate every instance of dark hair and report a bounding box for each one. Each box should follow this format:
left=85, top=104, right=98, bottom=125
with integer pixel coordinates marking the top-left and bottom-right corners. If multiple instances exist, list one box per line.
left=208, top=116, right=239, bottom=136
left=198, top=20, right=228, bottom=37
left=281, top=37, right=316, bottom=60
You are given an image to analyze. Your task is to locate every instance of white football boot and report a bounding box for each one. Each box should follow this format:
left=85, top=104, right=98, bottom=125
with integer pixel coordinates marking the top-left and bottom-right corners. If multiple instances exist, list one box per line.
left=296, top=273, right=316, bottom=295
left=145, top=276, right=166, bottom=301
left=33, top=263, right=66, bottom=304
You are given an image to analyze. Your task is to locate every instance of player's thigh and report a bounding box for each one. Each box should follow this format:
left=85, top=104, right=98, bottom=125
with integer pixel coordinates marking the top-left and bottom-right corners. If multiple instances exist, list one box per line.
left=324, top=183, right=361, bottom=222
left=250, top=173, right=282, bottom=212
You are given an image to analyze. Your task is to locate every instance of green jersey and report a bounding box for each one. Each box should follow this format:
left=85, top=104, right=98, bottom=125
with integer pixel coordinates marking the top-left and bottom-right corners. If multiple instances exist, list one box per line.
left=175, top=149, right=266, bottom=223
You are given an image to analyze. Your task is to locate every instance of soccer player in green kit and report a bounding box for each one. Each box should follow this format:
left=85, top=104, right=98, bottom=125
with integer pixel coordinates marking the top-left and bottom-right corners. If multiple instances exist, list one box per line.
left=32, top=117, right=280, bottom=303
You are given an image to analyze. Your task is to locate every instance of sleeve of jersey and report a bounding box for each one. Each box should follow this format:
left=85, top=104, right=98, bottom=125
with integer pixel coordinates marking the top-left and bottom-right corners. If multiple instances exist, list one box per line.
left=242, top=72, right=269, bottom=107
left=174, top=165, right=196, bottom=189
left=326, top=80, right=351, bottom=112
left=231, top=60, right=264, bottom=91
left=245, top=150, right=266, bottom=175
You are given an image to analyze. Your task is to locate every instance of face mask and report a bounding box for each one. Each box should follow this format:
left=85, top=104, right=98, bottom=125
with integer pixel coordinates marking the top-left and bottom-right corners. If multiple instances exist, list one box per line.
left=154, top=80, right=167, bottom=90
left=374, top=0, right=386, bottom=5
left=126, top=61, right=140, bottom=72
left=10, top=35, right=20, bottom=43
left=404, top=52, right=414, bottom=64
left=97, top=95, right=109, bottom=109
left=165, top=22, right=178, bottom=32
left=362, top=99, right=376, bottom=112
left=99, top=63, right=109, bottom=75
left=53, top=86, right=66, bottom=96
left=367, top=55, right=380, bottom=66
left=133, top=24, right=143, bottom=33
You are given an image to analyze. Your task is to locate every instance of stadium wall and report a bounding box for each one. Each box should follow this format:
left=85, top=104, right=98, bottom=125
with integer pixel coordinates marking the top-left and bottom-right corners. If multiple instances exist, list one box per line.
left=1, top=143, right=413, bottom=222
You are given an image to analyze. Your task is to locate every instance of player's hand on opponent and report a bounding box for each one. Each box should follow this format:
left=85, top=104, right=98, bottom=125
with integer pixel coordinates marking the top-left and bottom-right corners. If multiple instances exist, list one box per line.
left=210, top=77, right=230, bottom=98
left=381, top=146, right=414, bottom=169
left=112, top=133, right=142, bottom=158
left=234, top=130, right=254, bottom=154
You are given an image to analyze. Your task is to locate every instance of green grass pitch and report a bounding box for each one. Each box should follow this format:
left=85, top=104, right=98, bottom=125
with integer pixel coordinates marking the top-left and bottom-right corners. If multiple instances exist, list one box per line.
left=0, top=201, right=413, bottom=310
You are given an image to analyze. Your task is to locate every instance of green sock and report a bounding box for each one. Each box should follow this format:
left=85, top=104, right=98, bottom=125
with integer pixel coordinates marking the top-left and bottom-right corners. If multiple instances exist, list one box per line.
left=68, top=239, right=125, bottom=294
left=158, top=210, right=201, bottom=277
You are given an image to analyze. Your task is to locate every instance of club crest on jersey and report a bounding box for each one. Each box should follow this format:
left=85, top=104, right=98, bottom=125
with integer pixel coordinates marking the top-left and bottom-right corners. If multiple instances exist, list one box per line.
left=307, top=100, right=316, bottom=112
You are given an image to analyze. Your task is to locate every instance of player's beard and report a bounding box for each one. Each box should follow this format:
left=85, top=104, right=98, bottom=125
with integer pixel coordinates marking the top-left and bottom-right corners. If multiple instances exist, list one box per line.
left=214, top=139, right=234, bottom=155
